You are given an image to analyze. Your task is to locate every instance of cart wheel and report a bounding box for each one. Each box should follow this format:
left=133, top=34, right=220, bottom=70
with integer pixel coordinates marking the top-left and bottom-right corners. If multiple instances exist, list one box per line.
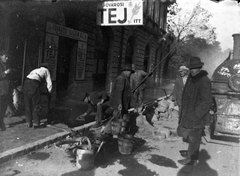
left=229, top=74, right=240, bottom=92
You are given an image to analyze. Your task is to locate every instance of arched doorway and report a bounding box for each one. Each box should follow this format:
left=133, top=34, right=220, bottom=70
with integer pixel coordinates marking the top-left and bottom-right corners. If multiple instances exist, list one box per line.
left=93, top=27, right=110, bottom=91
left=125, top=36, right=135, bottom=65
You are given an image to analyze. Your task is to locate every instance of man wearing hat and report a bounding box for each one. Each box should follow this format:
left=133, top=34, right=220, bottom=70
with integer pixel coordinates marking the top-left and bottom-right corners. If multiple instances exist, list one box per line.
left=171, top=65, right=189, bottom=117
left=0, top=50, right=13, bottom=130
left=177, top=57, right=212, bottom=166
left=109, top=64, right=134, bottom=116
left=130, top=64, right=147, bottom=111
left=23, top=63, right=52, bottom=128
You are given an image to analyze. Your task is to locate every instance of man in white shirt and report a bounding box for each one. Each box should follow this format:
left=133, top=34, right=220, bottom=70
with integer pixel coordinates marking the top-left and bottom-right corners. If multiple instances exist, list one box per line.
left=171, top=65, right=189, bottom=118
left=23, top=63, right=52, bottom=128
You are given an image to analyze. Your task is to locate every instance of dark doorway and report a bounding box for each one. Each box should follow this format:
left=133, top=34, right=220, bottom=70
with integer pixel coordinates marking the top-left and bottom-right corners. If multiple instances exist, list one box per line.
left=56, top=37, right=75, bottom=98
left=93, top=27, right=110, bottom=91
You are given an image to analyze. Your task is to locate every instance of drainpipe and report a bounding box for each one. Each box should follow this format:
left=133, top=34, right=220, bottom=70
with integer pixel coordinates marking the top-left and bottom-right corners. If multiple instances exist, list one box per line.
left=118, top=26, right=125, bottom=74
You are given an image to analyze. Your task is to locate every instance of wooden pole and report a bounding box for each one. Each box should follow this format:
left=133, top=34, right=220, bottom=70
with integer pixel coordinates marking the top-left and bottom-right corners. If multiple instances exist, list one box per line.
left=131, top=42, right=178, bottom=93
left=21, top=39, right=27, bottom=87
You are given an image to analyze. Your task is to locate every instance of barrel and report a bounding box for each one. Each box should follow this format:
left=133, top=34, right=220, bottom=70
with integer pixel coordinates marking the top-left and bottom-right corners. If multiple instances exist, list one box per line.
left=75, top=137, right=94, bottom=170
left=118, top=134, right=134, bottom=155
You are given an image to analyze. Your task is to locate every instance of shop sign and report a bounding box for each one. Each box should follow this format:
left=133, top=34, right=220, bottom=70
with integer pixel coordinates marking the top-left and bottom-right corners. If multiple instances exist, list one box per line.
left=44, top=33, right=58, bottom=81
left=97, top=0, right=143, bottom=26
left=46, top=22, right=88, bottom=42
left=76, top=41, right=87, bottom=80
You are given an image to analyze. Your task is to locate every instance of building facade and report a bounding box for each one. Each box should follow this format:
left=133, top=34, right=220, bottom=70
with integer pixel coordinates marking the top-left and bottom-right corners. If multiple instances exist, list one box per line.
left=0, top=0, right=174, bottom=100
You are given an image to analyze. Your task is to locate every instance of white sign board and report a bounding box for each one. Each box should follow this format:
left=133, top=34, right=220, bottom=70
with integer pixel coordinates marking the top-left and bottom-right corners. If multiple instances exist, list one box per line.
left=76, top=41, right=87, bottom=80
left=46, top=22, right=88, bottom=42
left=97, top=0, right=143, bottom=26
left=44, top=34, right=58, bottom=81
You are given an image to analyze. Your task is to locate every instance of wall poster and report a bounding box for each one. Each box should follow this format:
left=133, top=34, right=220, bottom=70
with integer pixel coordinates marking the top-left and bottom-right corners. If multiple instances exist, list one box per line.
left=44, top=33, right=59, bottom=81
left=76, top=41, right=87, bottom=80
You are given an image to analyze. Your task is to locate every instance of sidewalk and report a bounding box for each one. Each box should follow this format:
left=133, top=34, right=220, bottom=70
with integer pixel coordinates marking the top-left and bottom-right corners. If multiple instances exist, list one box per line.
left=0, top=83, right=174, bottom=165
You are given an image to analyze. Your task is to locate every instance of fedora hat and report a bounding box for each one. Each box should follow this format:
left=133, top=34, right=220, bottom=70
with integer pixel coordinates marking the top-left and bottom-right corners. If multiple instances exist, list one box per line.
left=0, top=50, right=10, bottom=57
left=188, top=57, right=204, bottom=69
left=178, top=66, right=189, bottom=72
left=120, top=64, right=134, bottom=73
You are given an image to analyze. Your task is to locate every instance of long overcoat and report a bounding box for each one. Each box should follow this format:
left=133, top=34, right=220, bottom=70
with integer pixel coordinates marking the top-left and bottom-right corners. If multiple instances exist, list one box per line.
left=109, top=73, right=131, bottom=113
left=179, top=70, right=212, bottom=129
left=0, top=60, right=10, bottom=96
left=171, top=76, right=185, bottom=108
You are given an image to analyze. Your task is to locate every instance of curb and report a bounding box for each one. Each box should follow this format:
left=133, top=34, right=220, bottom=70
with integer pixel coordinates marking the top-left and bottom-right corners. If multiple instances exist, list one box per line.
left=0, top=122, right=95, bottom=165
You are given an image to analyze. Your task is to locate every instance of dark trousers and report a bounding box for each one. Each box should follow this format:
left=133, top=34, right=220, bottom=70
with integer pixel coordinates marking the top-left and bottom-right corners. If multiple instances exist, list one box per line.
left=187, top=128, right=203, bottom=160
left=131, top=89, right=144, bottom=108
left=23, top=79, right=41, bottom=126
left=96, top=102, right=113, bottom=122
left=0, top=94, right=10, bottom=127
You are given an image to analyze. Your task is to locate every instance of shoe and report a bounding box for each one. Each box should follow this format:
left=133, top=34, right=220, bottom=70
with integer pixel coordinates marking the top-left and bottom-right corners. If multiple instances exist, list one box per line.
left=179, top=150, right=188, bottom=158
left=179, top=150, right=188, bottom=153
left=178, top=158, right=197, bottom=166
left=32, top=123, right=46, bottom=129
left=180, top=151, right=188, bottom=158
left=5, top=124, right=10, bottom=128
left=182, top=138, right=188, bottom=143
left=76, top=116, right=85, bottom=121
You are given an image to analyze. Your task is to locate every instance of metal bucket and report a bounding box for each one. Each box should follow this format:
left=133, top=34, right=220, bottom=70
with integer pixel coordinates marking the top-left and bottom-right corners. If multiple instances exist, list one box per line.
left=118, top=134, right=134, bottom=155
left=75, top=137, right=94, bottom=170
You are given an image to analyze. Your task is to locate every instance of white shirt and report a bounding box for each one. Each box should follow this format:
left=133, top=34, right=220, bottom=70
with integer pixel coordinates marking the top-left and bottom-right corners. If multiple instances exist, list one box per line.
left=182, top=76, right=188, bottom=85
left=27, top=67, right=52, bottom=93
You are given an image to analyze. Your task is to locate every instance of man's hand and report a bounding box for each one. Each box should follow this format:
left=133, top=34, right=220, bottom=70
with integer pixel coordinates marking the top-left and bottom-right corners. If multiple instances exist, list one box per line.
left=76, top=113, right=86, bottom=121
left=4, top=69, right=12, bottom=75
left=97, top=99, right=104, bottom=106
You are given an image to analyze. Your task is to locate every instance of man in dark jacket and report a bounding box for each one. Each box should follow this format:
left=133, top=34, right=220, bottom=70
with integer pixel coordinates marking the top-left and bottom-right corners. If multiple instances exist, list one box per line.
left=130, top=64, right=147, bottom=111
left=109, top=64, right=134, bottom=116
left=0, top=50, right=13, bottom=131
left=177, top=57, right=212, bottom=166
left=76, top=91, right=112, bottom=128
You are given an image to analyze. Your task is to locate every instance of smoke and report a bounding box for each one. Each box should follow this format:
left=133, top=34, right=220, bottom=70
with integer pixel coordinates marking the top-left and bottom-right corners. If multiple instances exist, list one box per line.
left=200, top=49, right=228, bottom=79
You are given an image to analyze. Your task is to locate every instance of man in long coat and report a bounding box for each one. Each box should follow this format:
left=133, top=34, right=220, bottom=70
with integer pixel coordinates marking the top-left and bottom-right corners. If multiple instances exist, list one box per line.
left=109, top=64, right=134, bottom=115
left=0, top=51, right=13, bottom=131
left=177, top=57, right=212, bottom=165
left=171, top=65, right=189, bottom=118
